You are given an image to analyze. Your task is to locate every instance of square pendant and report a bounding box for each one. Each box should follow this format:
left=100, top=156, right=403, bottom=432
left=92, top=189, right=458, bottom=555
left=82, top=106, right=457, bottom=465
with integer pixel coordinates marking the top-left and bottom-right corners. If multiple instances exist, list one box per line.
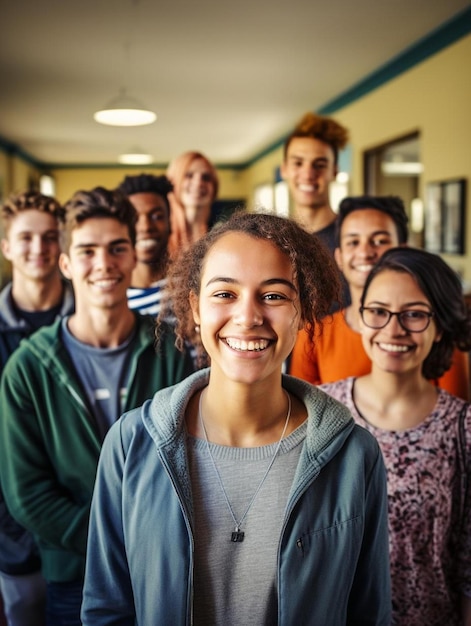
left=231, top=530, right=245, bottom=542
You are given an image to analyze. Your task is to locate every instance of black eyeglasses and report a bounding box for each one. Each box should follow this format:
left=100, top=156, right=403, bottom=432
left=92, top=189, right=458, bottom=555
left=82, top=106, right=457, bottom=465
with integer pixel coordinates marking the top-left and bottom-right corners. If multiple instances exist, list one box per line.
left=359, top=306, right=434, bottom=333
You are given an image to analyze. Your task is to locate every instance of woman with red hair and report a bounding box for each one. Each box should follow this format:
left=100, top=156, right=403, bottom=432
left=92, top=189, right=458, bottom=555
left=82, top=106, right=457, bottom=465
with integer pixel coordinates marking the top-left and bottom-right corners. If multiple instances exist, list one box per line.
left=166, top=151, right=219, bottom=257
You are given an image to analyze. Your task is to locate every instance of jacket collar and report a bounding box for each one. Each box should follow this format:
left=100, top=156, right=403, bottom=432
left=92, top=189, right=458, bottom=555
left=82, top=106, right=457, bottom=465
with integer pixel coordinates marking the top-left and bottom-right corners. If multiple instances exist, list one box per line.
left=0, top=281, right=75, bottom=331
left=143, top=369, right=354, bottom=465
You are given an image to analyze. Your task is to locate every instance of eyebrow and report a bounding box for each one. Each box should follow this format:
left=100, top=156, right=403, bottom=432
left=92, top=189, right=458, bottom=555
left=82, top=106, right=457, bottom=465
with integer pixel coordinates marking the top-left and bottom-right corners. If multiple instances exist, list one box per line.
left=16, top=228, right=59, bottom=235
left=342, top=229, right=393, bottom=239
left=288, top=154, right=328, bottom=163
left=205, top=276, right=298, bottom=292
left=366, top=299, right=431, bottom=309
left=73, top=238, right=132, bottom=249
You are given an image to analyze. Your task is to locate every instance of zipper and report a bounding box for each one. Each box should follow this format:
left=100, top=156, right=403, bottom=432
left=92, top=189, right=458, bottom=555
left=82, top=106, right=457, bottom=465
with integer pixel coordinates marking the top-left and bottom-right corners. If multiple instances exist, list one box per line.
left=158, top=450, right=195, bottom=625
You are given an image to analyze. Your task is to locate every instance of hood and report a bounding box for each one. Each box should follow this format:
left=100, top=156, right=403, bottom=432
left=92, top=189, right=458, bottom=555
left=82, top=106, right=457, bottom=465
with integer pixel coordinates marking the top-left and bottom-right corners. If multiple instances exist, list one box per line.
left=0, top=281, right=75, bottom=332
left=142, top=369, right=354, bottom=467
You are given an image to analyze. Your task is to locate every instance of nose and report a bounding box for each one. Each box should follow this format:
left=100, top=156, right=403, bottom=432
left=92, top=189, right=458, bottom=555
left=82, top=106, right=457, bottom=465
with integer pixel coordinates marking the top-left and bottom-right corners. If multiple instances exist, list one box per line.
left=31, top=234, right=45, bottom=254
left=137, top=213, right=152, bottom=233
left=300, top=163, right=315, bottom=180
left=191, top=173, right=205, bottom=188
left=384, top=313, right=407, bottom=335
left=233, top=296, right=263, bottom=328
left=94, top=248, right=114, bottom=270
left=356, top=240, right=376, bottom=258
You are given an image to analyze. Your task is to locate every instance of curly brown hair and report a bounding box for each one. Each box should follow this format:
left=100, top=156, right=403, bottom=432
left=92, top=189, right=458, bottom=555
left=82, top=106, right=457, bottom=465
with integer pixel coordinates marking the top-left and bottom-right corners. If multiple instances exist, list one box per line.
left=160, top=210, right=341, bottom=363
left=1, top=190, right=64, bottom=234
left=284, top=112, right=349, bottom=165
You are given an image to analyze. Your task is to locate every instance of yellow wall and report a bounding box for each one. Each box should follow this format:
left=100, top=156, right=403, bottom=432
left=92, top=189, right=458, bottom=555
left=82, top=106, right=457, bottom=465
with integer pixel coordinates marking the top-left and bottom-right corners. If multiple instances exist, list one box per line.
left=244, top=34, right=471, bottom=285
left=333, top=34, right=471, bottom=283
left=51, top=166, right=249, bottom=204
left=0, top=151, right=8, bottom=201
left=4, top=33, right=471, bottom=287
left=0, top=151, right=42, bottom=286
left=0, top=151, right=41, bottom=200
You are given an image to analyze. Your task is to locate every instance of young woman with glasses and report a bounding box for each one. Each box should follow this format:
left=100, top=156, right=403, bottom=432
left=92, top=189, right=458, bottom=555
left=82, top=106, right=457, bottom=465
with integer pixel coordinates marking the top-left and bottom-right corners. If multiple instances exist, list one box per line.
left=322, top=246, right=471, bottom=626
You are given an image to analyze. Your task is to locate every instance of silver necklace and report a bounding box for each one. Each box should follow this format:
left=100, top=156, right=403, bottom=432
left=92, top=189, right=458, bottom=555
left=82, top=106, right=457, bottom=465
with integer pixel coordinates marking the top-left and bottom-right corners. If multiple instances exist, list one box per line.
left=198, top=389, right=291, bottom=543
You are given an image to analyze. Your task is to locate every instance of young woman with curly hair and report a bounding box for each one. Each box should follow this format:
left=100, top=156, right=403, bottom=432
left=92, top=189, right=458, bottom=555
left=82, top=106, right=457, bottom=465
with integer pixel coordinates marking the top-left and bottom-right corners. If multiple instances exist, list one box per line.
left=82, top=211, right=391, bottom=625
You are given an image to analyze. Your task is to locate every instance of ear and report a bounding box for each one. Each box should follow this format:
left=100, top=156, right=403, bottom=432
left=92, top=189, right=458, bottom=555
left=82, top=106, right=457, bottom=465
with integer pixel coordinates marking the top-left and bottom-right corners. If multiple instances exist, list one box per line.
left=59, top=252, right=72, bottom=280
left=0, top=238, right=11, bottom=261
left=334, top=247, right=343, bottom=271
left=189, top=290, right=201, bottom=325
left=433, top=328, right=443, bottom=343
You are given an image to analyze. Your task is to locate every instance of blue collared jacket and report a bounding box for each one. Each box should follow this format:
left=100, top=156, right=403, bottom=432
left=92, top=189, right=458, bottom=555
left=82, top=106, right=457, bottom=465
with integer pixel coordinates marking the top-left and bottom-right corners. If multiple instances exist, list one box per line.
left=82, top=370, right=391, bottom=625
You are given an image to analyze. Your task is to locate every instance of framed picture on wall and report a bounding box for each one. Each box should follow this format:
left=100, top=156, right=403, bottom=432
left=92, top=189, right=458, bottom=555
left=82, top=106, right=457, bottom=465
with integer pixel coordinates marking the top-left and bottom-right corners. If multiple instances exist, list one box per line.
left=424, top=178, right=466, bottom=255
left=442, top=179, right=466, bottom=254
left=424, top=182, right=442, bottom=253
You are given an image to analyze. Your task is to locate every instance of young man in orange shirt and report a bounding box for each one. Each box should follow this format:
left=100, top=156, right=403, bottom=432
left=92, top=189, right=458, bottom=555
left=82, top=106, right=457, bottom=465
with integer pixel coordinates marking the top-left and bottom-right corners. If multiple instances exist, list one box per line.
left=290, top=195, right=470, bottom=400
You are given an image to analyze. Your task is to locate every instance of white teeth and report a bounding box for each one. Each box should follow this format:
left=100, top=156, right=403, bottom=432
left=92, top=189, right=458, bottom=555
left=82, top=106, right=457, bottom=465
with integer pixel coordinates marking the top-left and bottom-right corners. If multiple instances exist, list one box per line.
left=136, top=239, right=158, bottom=250
left=93, top=279, right=118, bottom=288
left=355, top=264, right=375, bottom=272
left=379, top=343, right=411, bottom=353
left=298, top=184, right=316, bottom=192
left=225, top=338, right=269, bottom=352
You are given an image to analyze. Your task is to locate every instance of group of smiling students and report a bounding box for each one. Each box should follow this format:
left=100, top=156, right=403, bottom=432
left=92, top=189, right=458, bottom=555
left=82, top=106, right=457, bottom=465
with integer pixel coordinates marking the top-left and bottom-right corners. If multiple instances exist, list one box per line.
left=0, top=170, right=470, bottom=624
left=77, top=200, right=471, bottom=624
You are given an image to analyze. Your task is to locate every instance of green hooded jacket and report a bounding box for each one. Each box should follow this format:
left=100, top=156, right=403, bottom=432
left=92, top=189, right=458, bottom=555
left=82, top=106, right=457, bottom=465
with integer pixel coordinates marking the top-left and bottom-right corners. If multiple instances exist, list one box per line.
left=0, top=314, right=193, bottom=582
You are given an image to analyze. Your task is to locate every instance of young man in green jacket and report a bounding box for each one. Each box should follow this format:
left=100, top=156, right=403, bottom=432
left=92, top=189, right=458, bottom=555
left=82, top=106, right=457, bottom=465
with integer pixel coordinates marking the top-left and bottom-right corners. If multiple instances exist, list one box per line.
left=0, top=187, right=193, bottom=626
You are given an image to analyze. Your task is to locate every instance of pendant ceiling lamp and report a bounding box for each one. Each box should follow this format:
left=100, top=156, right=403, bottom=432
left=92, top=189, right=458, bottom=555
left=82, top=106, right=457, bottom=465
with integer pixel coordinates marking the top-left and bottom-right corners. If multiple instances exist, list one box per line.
left=118, top=148, right=154, bottom=165
left=94, top=89, right=157, bottom=127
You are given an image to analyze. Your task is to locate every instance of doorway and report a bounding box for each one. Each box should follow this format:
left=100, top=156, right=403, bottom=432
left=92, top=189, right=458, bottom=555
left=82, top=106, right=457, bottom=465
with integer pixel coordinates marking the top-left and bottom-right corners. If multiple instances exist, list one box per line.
left=364, top=132, right=423, bottom=247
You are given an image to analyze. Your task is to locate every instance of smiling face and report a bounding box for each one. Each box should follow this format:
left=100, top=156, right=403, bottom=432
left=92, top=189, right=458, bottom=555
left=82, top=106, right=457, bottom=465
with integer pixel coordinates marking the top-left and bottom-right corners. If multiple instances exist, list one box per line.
left=190, top=232, right=302, bottom=386
left=1, top=209, right=61, bottom=282
left=281, top=136, right=337, bottom=213
left=59, top=217, right=136, bottom=311
left=360, top=269, right=441, bottom=377
left=335, top=209, right=401, bottom=293
left=128, top=192, right=170, bottom=265
left=180, top=157, right=216, bottom=214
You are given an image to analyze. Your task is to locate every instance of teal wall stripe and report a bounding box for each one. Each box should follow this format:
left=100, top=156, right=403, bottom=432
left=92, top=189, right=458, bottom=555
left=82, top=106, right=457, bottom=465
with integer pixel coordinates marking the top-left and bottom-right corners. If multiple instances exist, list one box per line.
left=319, top=5, right=471, bottom=115
left=244, top=5, right=471, bottom=167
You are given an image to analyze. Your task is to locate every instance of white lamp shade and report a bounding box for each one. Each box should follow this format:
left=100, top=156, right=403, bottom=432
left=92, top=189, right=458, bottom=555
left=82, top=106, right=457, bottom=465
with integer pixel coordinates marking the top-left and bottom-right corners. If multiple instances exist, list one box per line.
left=118, top=150, right=154, bottom=165
left=94, top=92, right=157, bottom=127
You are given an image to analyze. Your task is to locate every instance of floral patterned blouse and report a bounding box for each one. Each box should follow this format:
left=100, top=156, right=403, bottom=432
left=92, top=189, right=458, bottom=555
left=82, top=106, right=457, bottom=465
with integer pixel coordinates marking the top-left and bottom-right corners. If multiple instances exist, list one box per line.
left=321, top=378, right=471, bottom=626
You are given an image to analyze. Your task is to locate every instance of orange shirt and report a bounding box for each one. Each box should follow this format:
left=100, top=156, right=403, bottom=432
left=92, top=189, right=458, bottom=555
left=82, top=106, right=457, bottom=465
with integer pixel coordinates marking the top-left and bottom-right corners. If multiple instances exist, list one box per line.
left=289, top=310, right=470, bottom=400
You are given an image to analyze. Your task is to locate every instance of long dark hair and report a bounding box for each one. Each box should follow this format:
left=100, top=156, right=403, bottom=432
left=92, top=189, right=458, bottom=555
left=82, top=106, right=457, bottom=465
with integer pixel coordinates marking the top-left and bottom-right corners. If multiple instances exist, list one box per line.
left=361, top=247, right=471, bottom=379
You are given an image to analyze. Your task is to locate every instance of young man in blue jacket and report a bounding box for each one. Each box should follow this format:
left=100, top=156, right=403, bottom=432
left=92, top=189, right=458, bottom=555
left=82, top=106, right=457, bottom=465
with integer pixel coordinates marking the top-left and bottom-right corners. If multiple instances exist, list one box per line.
left=0, top=187, right=193, bottom=626
left=0, top=190, right=74, bottom=626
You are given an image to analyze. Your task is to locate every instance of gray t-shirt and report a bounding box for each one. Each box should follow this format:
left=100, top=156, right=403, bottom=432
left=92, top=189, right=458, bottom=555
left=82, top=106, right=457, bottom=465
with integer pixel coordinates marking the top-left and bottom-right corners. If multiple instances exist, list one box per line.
left=187, top=421, right=306, bottom=625
left=61, top=317, right=136, bottom=439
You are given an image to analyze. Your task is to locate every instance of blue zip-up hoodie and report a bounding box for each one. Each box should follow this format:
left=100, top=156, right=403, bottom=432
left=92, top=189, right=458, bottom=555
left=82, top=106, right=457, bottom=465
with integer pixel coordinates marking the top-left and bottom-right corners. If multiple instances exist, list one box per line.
left=82, top=370, right=391, bottom=625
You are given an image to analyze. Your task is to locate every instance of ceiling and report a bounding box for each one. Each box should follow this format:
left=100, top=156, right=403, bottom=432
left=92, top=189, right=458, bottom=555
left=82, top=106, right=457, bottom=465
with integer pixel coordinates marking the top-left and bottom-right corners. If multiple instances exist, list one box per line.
left=1, top=0, right=470, bottom=168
